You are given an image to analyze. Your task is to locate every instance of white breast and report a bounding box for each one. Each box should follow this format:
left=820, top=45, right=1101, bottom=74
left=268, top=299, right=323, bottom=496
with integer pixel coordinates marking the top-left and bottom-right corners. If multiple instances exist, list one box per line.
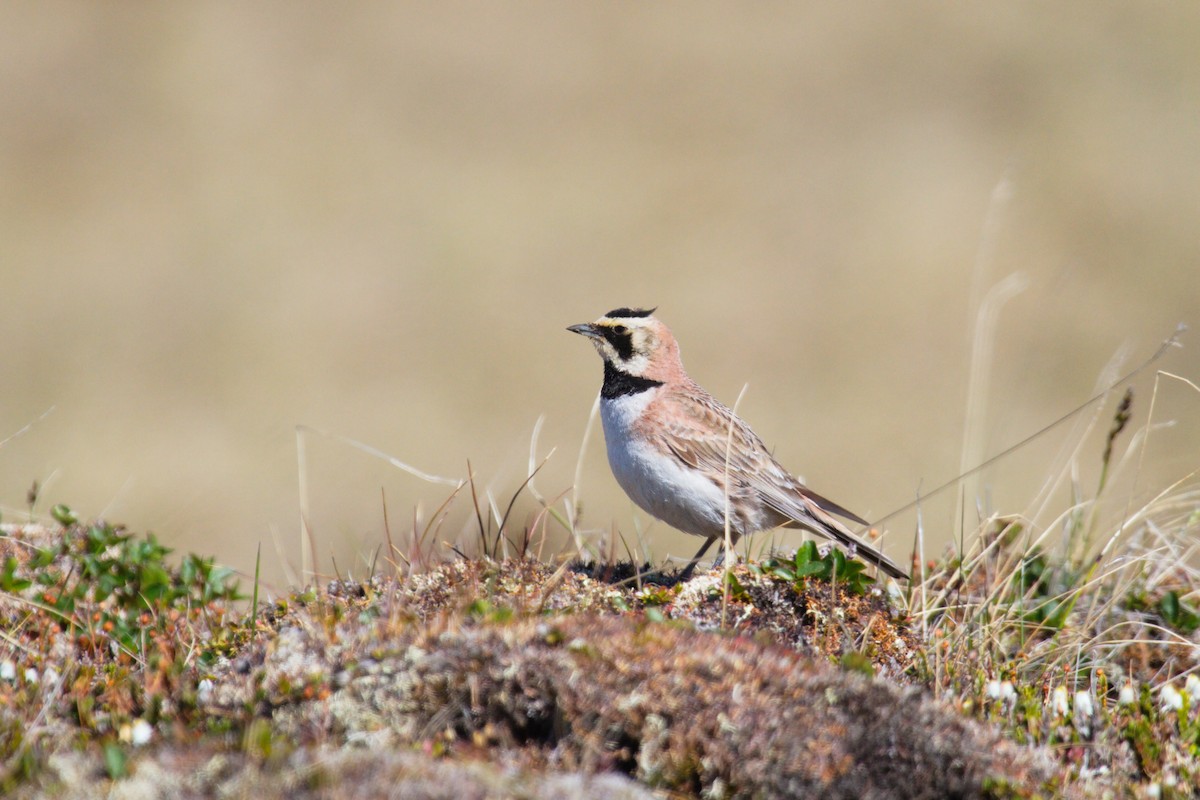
left=599, top=392, right=730, bottom=538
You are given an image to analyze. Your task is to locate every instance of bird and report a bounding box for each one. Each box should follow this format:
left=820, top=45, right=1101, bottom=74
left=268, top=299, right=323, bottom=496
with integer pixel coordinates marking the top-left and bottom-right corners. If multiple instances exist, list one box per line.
left=568, top=307, right=906, bottom=581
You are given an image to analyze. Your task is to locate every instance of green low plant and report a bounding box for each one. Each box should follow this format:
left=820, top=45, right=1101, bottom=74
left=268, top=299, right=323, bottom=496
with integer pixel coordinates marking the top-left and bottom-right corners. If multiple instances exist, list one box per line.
left=1010, top=549, right=1078, bottom=631
left=757, top=541, right=876, bottom=595
left=2, top=510, right=243, bottom=655
left=1155, top=590, right=1200, bottom=635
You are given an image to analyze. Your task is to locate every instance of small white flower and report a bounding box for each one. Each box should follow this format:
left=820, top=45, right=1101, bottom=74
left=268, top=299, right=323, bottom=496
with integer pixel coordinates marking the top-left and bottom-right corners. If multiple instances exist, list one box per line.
left=23, top=668, right=38, bottom=684
left=1185, top=673, right=1200, bottom=699
left=0, top=660, right=15, bottom=681
left=1118, top=681, right=1137, bottom=706
left=1076, top=763, right=1109, bottom=781
left=1146, top=782, right=1161, bottom=799
left=42, top=667, right=60, bottom=686
left=985, top=679, right=1017, bottom=706
left=130, top=719, right=153, bottom=747
left=1073, top=690, right=1094, bottom=719
left=197, top=678, right=214, bottom=704
left=1050, top=685, right=1069, bottom=717
left=1159, top=683, right=1183, bottom=713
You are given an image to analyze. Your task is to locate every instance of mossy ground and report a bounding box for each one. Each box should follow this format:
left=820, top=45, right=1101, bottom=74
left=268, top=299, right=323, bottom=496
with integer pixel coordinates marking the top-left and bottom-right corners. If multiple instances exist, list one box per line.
left=1, top=512, right=1197, bottom=798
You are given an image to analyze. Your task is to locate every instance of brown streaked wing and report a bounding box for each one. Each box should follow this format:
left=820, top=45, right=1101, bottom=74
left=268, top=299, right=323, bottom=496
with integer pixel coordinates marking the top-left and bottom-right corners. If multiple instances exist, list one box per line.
left=651, top=389, right=776, bottom=483
left=653, top=387, right=870, bottom=527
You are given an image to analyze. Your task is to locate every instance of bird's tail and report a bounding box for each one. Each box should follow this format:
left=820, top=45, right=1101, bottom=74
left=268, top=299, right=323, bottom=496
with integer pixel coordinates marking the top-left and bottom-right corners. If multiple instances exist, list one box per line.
left=802, top=500, right=908, bottom=580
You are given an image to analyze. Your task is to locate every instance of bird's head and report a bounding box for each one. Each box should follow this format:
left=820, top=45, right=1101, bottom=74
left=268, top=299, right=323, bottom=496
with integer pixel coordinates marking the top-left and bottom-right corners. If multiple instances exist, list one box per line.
left=567, top=307, right=684, bottom=383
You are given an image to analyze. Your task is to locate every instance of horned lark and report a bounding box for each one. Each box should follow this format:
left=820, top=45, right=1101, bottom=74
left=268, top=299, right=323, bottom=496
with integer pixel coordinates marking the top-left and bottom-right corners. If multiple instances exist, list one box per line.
left=568, top=307, right=906, bottom=580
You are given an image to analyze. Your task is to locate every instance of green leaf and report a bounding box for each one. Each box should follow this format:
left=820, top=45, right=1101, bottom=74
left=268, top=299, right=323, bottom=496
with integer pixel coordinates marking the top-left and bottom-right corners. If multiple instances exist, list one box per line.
left=1, top=556, right=32, bottom=592
left=1158, top=591, right=1200, bottom=634
left=793, top=541, right=821, bottom=568
left=50, top=504, right=78, bottom=527
left=840, top=651, right=875, bottom=677
left=179, top=555, right=198, bottom=586
left=724, top=570, right=750, bottom=601
left=140, top=564, right=172, bottom=592
left=794, top=561, right=827, bottom=578
left=95, top=574, right=121, bottom=602
left=31, top=548, right=57, bottom=569
left=103, top=743, right=127, bottom=780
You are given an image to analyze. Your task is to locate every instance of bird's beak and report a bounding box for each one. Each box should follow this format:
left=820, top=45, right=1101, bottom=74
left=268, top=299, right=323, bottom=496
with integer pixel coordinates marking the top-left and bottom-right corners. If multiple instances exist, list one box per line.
left=567, top=323, right=601, bottom=339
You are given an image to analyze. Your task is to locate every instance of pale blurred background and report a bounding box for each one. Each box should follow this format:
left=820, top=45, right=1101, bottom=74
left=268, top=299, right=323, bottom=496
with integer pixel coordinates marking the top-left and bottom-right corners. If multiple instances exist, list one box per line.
left=2, top=4, right=1198, bottom=590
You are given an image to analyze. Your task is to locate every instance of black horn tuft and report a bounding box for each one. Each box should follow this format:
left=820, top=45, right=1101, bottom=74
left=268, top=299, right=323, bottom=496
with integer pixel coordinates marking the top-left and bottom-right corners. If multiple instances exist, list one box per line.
left=605, top=307, right=656, bottom=319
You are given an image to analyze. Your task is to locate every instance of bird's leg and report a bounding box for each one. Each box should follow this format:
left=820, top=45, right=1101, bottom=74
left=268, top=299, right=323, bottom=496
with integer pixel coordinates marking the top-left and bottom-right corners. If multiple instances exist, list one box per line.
left=711, top=531, right=742, bottom=569
left=677, top=536, right=719, bottom=582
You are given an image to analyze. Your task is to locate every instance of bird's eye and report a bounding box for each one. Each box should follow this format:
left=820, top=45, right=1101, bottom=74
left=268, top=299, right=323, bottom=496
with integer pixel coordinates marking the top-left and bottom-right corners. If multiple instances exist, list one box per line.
left=612, top=325, right=628, bottom=335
